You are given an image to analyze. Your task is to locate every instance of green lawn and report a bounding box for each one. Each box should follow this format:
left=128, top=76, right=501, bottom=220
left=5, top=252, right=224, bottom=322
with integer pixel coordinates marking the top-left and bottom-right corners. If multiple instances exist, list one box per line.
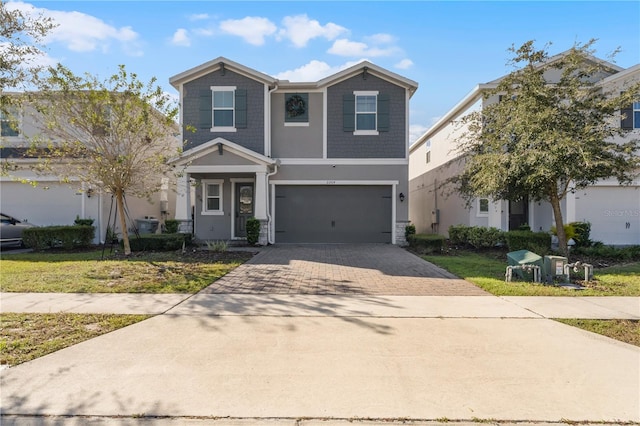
left=0, top=313, right=149, bottom=366
left=423, top=252, right=640, bottom=296
left=0, top=250, right=250, bottom=293
left=555, top=319, right=640, bottom=347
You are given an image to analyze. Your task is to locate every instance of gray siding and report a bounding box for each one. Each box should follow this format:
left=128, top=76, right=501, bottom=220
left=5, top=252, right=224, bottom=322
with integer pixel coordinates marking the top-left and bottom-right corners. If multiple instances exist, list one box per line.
left=326, top=74, right=406, bottom=158
left=271, top=92, right=324, bottom=158
left=182, top=69, right=265, bottom=154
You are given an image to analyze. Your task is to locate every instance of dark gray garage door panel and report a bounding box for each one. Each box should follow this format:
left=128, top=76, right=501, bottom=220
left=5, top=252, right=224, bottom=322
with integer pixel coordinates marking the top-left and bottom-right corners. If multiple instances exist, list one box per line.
left=275, top=185, right=392, bottom=243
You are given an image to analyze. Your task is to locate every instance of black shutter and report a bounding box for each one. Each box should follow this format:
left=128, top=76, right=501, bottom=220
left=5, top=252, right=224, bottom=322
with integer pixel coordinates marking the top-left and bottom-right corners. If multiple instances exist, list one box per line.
left=235, top=89, right=247, bottom=128
left=621, top=103, right=633, bottom=130
left=198, top=90, right=212, bottom=129
left=377, top=93, right=390, bottom=132
left=343, top=94, right=355, bottom=132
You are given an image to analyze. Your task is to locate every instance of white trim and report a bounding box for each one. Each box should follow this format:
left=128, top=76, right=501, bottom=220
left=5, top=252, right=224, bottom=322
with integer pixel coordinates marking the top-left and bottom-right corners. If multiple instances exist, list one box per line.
left=284, top=122, right=309, bottom=127
left=230, top=178, right=255, bottom=239
left=322, top=87, right=328, bottom=159
left=353, top=90, right=379, bottom=96
left=278, top=158, right=408, bottom=166
left=270, top=180, right=399, bottom=185
left=210, top=86, right=237, bottom=131
left=353, top=130, right=379, bottom=136
left=405, top=89, right=410, bottom=160
left=391, top=183, right=397, bottom=244
left=476, top=198, right=489, bottom=217
left=185, top=165, right=269, bottom=173
left=201, top=179, right=224, bottom=216
left=210, top=127, right=236, bottom=133
left=171, top=137, right=275, bottom=167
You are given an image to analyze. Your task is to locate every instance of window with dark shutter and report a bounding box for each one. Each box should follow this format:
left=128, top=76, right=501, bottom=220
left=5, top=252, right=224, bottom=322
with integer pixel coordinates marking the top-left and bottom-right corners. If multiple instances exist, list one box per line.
left=377, top=93, right=390, bottom=132
left=235, top=89, right=247, bottom=128
left=199, top=90, right=212, bottom=129
left=621, top=103, right=633, bottom=130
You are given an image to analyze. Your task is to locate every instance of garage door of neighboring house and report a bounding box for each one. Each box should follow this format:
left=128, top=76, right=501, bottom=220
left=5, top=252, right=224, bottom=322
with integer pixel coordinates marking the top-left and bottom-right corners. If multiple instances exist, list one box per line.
left=275, top=185, right=392, bottom=243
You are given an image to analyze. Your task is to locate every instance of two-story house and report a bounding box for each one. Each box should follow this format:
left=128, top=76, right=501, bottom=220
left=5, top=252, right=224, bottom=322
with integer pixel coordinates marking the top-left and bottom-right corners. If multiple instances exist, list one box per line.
left=169, top=58, right=418, bottom=245
left=409, top=53, right=640, bottom=246
left=0, top=94, right=178, bottom=244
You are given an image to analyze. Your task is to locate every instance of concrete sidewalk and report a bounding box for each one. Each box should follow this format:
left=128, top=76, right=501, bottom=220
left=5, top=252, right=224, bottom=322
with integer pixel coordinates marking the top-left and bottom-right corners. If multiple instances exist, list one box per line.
left=1, top=292, right=638, bottom=319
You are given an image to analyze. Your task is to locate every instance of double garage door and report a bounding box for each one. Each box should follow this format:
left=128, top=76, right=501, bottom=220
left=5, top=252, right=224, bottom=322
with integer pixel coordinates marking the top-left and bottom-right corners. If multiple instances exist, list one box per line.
left=275, top=185, right=392, bottom=243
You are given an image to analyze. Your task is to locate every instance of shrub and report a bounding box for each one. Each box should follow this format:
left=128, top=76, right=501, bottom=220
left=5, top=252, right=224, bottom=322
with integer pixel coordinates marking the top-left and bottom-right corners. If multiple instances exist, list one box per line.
left=405, top=223, right=416, bottom=239
left=504, top=230, right=551, bottom=255
left=205, top=240, right=228, bottom=252
left=408, top=233, right=445, bottom=254
left=448, top=225, right=504, bottom=249
left=74, top=216, right=95, bottom=227
left=246, top=218, right=261, bottom=245
left=23, top=225, right=95, bottom=250
left=570, top=221, right=592, bottom=248
left=164, top=219, right=179, bottom=234
left=448, top=225, right=470, bottom=246
left=126, top=233, right=192, bottom=252
left=573, top=245, right=640, bottom=263
left=550, top=223, right=576, bottom=241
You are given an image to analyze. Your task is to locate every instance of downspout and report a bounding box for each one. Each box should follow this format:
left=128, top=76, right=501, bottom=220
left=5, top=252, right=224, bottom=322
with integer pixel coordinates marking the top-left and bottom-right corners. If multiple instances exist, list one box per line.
left=265, top=83, right=279, bottom=244
left=265, top=160, right=280, bottom=244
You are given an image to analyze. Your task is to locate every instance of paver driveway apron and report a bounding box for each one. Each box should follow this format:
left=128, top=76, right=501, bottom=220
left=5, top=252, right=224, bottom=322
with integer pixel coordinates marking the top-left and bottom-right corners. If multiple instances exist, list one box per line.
left=199, top=244, right=488, bottom=296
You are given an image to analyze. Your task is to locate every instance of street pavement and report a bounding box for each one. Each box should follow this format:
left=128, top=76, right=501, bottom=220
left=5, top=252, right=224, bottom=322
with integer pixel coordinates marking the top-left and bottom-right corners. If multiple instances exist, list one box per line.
left=1, top=244, right=639, bottom=425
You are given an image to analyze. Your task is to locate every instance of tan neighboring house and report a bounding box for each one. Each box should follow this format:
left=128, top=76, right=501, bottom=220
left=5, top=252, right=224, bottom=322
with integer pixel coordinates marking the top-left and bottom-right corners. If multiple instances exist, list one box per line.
left=0, top=94, right=179, bottom=244
left=409, top=53, right=640, bottom=246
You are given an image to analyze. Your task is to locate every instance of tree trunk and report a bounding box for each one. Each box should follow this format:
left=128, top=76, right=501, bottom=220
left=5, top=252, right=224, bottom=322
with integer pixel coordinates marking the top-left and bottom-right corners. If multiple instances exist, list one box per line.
left=115, top=188, right=131, bottom=255
left=549, top=184, right=567, bottom=256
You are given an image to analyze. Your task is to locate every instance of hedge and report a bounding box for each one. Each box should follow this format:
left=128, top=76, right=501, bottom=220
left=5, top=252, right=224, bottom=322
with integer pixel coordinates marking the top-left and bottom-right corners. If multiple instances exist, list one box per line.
left=124, top=233, right=192, bottom=252
left=504, top=231, right=551, bottom=255
left=408, top=233, right=445, bottom=254
left=448, top=225, right=504, bottom=249
left=23, top=225, right=95, bottom=250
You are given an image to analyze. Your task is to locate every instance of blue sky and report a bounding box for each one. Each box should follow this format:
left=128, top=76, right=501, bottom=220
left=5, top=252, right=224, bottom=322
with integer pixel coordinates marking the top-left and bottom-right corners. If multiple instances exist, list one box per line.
left=8, top=1, right=640, bottom=142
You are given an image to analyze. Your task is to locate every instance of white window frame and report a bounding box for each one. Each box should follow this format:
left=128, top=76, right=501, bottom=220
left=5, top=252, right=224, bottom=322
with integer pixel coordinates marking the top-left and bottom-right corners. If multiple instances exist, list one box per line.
left=477, top=198, right=489, bottom=217
left=201, top=179, right=224, bottom=215
left=0, top=107, right=21, bottom=137
left=353, top=90, right=379, bottom=136
left=210, top=86, right=237, bottom=132
left=634, top=101, right=640, bottom=129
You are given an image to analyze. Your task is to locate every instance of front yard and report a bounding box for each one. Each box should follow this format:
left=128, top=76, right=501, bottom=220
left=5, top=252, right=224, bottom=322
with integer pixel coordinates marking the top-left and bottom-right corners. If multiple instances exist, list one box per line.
left=0, top=248, right=253, bottom=366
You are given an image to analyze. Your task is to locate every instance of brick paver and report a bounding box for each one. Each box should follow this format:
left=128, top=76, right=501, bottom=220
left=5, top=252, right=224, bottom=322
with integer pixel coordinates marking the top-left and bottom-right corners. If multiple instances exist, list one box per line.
left=202, top=244, right=488, bottom=296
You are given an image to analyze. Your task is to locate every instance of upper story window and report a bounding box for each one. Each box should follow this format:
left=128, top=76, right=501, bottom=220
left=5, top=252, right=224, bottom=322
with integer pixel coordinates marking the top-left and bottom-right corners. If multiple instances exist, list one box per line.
left=355, top=92, right=377, bottom=134
left=343, top=91, right=390, bottom=135
left=425, top=150, right=431, bottom=164
left=199, top=87, right=247, bottom=132
left=621, top=101, right=640, bottom=130
left=0, top=108, right=20, bottom=137
left=202, top=179, right=224, bottom=215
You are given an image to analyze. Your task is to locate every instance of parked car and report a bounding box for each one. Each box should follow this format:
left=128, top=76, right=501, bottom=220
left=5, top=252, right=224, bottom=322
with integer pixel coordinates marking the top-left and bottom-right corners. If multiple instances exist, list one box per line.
left=0, top=213, right=36, bottom=247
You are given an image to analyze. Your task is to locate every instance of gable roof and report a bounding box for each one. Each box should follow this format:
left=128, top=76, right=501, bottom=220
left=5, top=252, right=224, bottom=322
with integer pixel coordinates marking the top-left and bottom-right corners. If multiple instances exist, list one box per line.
left=169, top=137, right=276, bottom=167
left=170, top=57, right=418, bottom=96
left=169, top=57, right=277, bottom=88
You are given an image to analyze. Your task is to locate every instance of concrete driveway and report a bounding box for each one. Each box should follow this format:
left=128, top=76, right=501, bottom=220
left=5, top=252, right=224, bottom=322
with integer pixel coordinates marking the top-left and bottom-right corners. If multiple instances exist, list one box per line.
left=1, top=244, right=639, bottom=424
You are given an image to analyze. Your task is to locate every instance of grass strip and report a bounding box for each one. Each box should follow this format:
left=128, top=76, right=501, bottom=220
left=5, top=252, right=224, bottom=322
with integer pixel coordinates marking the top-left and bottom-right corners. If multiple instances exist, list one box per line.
left=423, top=252, right=640, bottom=296
left=555, top=319, right=640, bottom=347
left=0, top=313, right=150, bottom=366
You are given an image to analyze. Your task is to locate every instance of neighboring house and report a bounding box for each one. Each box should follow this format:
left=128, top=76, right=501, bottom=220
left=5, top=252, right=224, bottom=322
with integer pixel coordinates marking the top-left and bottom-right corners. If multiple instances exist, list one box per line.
left=0, top=94, right=178, bottom=244
left=409, top=54, right=640, bottom=246
left=169, top=57, right=418, bottom=245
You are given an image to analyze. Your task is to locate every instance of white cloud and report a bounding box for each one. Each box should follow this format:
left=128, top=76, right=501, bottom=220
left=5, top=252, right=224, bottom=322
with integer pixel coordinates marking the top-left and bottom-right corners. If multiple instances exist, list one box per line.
left=328, top=38, right=398, bottom=58
left=219, top=17, right=277, bottom=46
left=274, top=59, right=363, bottom=82
left=193, top=27, right=215, bottom=37
left=171, top=28, right=191, bottom=47
left=6, top=1, right=143, bottom=56
left=277, top=14, right=347, bottom=48
left=395, top=59, right=414, bottom=70
left=409, top=124, right=429, bottom=145
left=189, top=13, right=210, bottom=21
left=365, top=33, right=396, bottom=44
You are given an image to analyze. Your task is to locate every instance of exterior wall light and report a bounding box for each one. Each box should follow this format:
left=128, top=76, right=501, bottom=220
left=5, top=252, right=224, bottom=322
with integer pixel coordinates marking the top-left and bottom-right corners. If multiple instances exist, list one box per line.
left=399, top=192, right=405, bottom=202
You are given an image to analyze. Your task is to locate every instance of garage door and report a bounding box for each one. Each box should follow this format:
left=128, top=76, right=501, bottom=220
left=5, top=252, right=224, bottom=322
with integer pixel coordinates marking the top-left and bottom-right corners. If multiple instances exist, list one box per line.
left=275, top=185, right=392, bottom=243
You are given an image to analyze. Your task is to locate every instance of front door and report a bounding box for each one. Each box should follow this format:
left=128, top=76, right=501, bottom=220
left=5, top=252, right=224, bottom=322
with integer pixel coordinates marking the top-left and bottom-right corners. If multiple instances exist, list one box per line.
left=235, top=183, right=254, bottom=238
left=508, top=196, right=529, bottom=230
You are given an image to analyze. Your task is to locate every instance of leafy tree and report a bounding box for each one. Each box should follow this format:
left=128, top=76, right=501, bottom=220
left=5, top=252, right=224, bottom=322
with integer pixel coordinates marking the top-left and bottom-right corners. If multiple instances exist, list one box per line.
left=452, top=40, right=640, bottom=255
left=29, top=64, right=180, bottom=255
left=1, top=1, right=55, bottom=104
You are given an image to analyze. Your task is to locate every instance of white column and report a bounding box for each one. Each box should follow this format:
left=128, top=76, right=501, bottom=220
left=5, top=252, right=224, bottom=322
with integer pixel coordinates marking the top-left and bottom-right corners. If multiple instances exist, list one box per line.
left=254, top=171, right=268, bottom=220
left=175, top=173, right=191, bottom=220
